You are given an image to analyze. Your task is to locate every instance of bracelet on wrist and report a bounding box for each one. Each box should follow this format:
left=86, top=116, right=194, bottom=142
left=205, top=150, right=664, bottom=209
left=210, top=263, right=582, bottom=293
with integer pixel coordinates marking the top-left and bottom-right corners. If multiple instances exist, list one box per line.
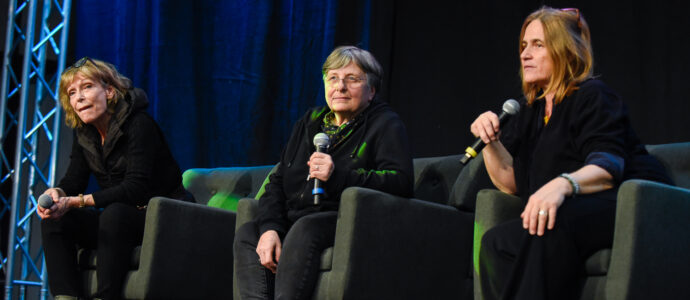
left=78, top=194, right=85, bottom=208
left=559, top=173, right=580, bottom=196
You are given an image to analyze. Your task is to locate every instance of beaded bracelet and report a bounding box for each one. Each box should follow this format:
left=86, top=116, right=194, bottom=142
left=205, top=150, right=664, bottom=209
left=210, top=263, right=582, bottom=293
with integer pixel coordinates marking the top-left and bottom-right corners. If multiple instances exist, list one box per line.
left=559, top=173, right=580, bottom=196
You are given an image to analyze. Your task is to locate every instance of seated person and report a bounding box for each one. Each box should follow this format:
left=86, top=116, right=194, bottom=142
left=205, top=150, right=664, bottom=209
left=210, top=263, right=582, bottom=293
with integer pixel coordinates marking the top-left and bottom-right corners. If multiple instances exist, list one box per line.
left=471, top=7, right=671, bottom=300
left=37, top=57, right=185, bottom=300
left=234, top=46, right=414, bottom=300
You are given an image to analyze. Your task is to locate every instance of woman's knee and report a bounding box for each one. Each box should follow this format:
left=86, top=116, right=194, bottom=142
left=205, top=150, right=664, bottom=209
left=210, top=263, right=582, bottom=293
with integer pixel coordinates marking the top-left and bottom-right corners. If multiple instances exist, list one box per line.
left=98, top=203, right=144, bottom=240
left=99, top=203, right=139, bottom=225
left=284, top=212, right=337, bottom=247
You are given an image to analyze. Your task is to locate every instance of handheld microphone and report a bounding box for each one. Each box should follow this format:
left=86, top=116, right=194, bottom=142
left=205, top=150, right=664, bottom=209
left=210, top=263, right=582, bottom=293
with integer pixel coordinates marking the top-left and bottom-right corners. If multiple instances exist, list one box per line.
left=312, top=133, right=330, bottom=205
left=460, top=99, right=520, bottom=165
left=38, top=194, right=54, bottom=209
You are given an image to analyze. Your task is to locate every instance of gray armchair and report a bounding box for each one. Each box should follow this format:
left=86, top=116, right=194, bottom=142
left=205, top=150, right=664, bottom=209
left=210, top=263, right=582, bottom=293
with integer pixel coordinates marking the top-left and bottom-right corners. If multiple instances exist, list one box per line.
left=234, top=153, right=495, bottom=299
left=79, top=166, right=274, bottom=299
left=472, top=142, right=690, bottom=300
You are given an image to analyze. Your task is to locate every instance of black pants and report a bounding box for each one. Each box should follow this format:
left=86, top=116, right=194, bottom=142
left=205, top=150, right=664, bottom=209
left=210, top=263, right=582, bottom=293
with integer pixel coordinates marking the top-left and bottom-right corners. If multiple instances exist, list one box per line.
left=479, top=196, right=616, bottom=300
left=41, top=203, right=146, bottom=299
left=234, top=211, right=338, bottom=300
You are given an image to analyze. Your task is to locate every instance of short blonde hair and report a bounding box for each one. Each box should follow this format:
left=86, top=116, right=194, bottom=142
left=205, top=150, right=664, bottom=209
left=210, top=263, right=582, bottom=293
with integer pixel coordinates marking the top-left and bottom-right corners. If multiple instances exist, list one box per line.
left=322, top=46, right=383, bottom=93
left=58, top=58, right=132, bottom=128
left=519, top=7, right=593, bottom=105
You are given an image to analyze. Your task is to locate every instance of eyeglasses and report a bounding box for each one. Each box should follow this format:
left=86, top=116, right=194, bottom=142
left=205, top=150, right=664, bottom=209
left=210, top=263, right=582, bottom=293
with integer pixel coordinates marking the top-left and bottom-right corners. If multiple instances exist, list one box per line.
left=325, top=75, right=366, bottom=87
left=560, top=8, right=582, bottom=28
left=63, top=57, right=97, bottom=73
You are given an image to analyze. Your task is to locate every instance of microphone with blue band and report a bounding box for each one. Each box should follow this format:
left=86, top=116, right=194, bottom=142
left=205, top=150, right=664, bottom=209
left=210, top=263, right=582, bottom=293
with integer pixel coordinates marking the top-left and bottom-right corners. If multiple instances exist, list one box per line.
left=460, top=99, right=520, bottom=165
left=312, top=133, right=330, bottom=205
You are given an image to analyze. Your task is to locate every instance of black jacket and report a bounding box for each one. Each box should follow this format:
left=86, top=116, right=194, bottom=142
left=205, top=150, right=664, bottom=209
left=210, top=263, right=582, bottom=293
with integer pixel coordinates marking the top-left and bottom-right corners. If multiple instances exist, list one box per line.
left=257, top=101, right=414, bottom=236
left=501, top=79, right=671, bottom=201
left=58, top=88, right=183, bottom=208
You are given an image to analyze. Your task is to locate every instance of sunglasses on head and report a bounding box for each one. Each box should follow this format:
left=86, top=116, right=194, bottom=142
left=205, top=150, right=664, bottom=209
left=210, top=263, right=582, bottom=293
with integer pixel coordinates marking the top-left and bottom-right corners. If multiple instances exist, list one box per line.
left=63, top=57, right=97, bottom=73
left=560, top=8, right=582, bottom=28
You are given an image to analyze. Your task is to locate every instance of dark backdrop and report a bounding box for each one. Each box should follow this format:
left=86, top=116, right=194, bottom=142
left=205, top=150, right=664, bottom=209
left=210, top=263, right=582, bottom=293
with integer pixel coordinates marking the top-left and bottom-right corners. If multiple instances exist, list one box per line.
left=68, top=0, right=690, bottom=170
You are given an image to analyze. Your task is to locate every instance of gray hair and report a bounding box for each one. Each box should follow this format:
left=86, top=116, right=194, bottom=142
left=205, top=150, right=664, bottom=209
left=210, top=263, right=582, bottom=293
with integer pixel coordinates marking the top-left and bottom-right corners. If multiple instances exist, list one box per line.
left=322, top=46, right=383, bottom=93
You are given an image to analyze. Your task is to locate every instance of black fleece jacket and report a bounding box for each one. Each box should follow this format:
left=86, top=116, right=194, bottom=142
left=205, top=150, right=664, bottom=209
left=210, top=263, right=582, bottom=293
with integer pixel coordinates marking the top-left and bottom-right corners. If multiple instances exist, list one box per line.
left=58, top=88, right=184, bottom=208
left=257, top=100, right=414, bottom=236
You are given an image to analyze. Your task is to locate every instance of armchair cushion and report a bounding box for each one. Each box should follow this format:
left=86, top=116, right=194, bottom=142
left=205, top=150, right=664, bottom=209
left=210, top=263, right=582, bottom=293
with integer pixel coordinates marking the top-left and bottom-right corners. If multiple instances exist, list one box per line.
left=646, top=143, right=690, bottom=188
left=449, top=153, right=495, bottom=212
left=182, top=165, right=275, bottom=207
left=412, top=155, right=464, bottom=205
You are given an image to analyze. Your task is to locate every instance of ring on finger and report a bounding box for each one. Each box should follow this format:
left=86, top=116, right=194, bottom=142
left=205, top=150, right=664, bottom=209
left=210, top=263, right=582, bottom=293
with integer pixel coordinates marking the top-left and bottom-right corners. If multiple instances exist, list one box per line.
left=315, top=165, right=319, bottom=171
left=538, top=209, right=548, bottom=216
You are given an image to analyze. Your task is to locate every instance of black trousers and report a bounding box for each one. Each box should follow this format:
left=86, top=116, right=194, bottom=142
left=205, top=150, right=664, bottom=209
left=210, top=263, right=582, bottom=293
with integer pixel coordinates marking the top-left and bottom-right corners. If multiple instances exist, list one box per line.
left=479, top=196, right=616, bottom=300
left=234, top=211, right=338, bottom=300
left=41, top=203, right=146, bottom=299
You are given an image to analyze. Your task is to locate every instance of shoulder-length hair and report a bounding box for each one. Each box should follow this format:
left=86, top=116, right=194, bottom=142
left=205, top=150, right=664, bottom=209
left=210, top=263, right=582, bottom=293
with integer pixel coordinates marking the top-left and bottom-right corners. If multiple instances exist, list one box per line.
left=322, top=46, right=383, bottom=95
left=519, top=7, right=593, bottom=105
left=58, top=58, right=132, bottom=128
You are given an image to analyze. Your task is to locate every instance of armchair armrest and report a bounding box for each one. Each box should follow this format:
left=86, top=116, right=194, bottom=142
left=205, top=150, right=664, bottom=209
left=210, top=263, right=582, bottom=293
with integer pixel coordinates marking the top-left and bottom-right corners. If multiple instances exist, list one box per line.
left=473, top=189, right=523, bottom=300
left=322, top=186, right=474, bottom=300
left=235, top=197, right=259, bottom=231
left=606, top=180, right=690, bottom=300
left=124, top=197, right=236, bottom=299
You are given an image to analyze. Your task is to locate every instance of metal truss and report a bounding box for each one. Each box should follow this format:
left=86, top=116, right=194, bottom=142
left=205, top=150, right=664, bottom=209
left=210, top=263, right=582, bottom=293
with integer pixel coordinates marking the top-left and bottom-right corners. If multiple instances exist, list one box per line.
left=1, top=0, right=71, bottom=299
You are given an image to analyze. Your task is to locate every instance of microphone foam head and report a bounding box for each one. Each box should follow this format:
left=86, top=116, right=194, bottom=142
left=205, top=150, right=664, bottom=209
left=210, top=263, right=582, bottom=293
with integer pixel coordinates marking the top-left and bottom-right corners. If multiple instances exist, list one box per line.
left=313, top=133, right=330, bottom=148
left=503, top=99, right=520, bottom=115
left=38, top=194, right=54, bottom=208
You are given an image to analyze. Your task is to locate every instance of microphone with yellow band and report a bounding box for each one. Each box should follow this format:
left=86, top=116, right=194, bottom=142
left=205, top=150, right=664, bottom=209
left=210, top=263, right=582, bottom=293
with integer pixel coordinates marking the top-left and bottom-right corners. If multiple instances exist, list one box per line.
left=460, top=99, right=520, bottom=165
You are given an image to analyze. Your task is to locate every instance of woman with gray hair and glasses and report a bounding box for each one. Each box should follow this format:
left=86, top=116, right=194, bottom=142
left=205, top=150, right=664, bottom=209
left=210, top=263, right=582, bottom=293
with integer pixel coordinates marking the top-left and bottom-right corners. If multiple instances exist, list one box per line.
left=234, top=46, right=414, bottom=299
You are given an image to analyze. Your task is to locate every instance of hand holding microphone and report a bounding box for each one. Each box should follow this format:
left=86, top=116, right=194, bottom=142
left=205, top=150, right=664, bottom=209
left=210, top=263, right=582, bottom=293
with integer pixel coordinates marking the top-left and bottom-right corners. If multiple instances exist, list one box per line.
left=311, top=133, right=331, bottom=205
left=38, top=193, right=54, bottom=209
left=461, top=99, right=520, bottom=164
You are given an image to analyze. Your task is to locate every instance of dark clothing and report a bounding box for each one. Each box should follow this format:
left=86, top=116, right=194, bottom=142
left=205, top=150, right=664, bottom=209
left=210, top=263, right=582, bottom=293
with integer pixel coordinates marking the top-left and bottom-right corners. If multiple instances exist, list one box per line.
left=481, top=79, right=671, bottom=300
left=42, top=204, right=146, bottom=299
left=42, top=88, right=183, bottom=299
left=235, top=212, right=338, bottom=300
left=257, top=100, right=414, bottom=236
left=500, top=79, right=671, bottom=201
left=480, top=195, right=617, bottom=300
left=236, top=100, right=414, bottom=299
left=57, top=88, right=184, bottom=207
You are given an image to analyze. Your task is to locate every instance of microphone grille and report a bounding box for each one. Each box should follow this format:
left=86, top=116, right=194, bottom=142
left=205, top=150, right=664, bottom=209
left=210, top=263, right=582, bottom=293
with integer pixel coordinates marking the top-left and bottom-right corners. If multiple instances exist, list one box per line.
left=38, top=194, right=53, bottom=208
left=313, top=133, right=330, bottom=147
left=503, top=99, right=520, bottom=115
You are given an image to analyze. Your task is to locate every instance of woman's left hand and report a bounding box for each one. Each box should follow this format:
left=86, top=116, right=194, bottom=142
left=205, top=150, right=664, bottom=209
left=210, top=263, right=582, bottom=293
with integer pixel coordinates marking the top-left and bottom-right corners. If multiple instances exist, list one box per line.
left=521, top=176, right=572, bottom=236
left=308, top=152, right=334, bottom=182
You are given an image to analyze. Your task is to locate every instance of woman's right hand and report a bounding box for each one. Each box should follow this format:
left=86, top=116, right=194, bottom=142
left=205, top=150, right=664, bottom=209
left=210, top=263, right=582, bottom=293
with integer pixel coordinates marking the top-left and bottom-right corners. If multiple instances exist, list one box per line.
left=470, top=111, right=501, bottom=144
left=36, top=188, right=63, bottom=219
left=256, top=230, right=282, bottom=273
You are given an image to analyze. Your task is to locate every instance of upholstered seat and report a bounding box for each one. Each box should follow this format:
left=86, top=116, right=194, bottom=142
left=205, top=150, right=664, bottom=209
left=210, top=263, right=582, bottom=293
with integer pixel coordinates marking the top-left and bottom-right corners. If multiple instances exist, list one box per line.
left=473, top=142, right=690, bottom=300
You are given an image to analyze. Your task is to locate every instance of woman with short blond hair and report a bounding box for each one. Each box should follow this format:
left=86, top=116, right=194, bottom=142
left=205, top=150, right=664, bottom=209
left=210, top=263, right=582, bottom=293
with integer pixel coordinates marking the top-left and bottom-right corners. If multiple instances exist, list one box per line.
left=38, top=57, right=184, bottom=300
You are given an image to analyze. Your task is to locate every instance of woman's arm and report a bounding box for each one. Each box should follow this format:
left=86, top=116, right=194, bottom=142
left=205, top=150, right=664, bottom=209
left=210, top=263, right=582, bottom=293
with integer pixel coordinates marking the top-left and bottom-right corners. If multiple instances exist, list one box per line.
left=483, top=141, right=517, bottom=194
left=90, top=114, right=163, bottom=207
left=323, top=114, right=414, bottom=198
left=471, top=111, right=517, bottom=194
left=522, top=164, right=614, bottom=236
left=56, top=133, right=92, bottom=195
